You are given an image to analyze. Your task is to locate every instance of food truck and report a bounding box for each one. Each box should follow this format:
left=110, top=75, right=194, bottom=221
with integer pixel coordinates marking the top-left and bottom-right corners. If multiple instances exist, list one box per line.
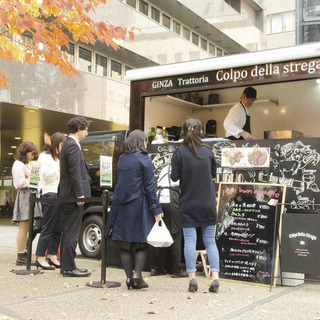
left=81, top=43, right=320, bottom=285
left=125, top=43, right=320, bottom=285
left=125, top=42, right=320, bottom=210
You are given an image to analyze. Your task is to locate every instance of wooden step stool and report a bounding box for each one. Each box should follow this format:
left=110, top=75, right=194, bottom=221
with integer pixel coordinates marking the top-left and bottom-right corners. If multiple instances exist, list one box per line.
left=196, top=250, right=211, bottom=278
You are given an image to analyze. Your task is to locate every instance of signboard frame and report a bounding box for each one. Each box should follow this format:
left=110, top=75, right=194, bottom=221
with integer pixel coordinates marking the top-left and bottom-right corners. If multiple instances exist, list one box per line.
left=280, top=212, right=320, bottom=275
left=216, top=182, right=286, bottom=287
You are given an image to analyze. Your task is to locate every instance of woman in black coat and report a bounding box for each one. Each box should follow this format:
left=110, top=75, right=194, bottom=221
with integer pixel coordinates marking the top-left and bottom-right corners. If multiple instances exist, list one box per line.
left=106, top=130, right=163, bottom=289
left=171, top=118, right=220, bottom=293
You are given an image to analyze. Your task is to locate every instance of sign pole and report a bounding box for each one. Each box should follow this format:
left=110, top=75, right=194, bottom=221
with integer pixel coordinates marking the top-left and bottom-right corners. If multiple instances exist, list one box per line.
left=86, top=190, right=121, bottom=288
left=14, top=192, right=39, bottom=275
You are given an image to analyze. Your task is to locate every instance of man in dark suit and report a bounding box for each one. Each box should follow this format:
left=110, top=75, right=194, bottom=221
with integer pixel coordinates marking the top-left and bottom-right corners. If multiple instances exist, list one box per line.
left=59, top=116, right=91, bottom=277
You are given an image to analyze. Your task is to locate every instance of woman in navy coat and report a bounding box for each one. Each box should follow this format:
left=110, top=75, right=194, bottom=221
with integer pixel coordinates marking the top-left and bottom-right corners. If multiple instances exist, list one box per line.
left=105, top=130, right=163, bottom=289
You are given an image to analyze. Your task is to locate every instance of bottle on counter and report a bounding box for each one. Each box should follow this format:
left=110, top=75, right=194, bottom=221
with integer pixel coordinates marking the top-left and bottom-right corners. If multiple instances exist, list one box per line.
left=162, top=126, right=168, bottom=143
left=147, top=127, right=156, bottom=144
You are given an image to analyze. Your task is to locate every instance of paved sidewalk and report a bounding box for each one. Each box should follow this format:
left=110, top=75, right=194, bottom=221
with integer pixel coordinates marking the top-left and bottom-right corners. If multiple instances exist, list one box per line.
left=1, top=221, right=320, bottom=320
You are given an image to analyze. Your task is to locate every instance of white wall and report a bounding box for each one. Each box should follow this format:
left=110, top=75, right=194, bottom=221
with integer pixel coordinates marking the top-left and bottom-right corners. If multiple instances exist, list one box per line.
left=144, top=97, right=195, bottom=134
left=145, top=79, right=320, bottom=139
left=179, top=0, right=266, bottom=51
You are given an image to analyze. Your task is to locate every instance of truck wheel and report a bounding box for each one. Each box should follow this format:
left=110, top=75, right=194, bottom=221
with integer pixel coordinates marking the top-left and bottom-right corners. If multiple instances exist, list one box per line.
left=79, top=215, right=103, bottom=259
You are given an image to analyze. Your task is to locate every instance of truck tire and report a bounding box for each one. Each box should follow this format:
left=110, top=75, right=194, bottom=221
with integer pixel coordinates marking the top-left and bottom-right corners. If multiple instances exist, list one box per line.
left=79, top=215, right=103, bottom=259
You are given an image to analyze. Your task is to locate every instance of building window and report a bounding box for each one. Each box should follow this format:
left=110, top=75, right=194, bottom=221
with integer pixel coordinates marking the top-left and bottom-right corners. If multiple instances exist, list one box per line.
left=79, top=46, right=92, bottom=72
left=224, top=0, right=240, bottom=13
left=61, top=42, right=75, bottom=64
left=217, top=48, right=223, bottom=57
left=126, top=0, right=136, bottom=8
left=21, top=31, right=34, bottom=45
left=151, top=6, right=160, bottom=22
left=111, top=60, right=122, bottom=81
left=139, top=0, right=148, bottom=16
left=125, top=65, right=132, bottom=73
left=200, top=38, right=207, bottom=50
left=267, top=11, right=295, bottom=34
left=183, top=26, right=190, bottom=40
left=162, top=13, right=170, bottom=29
left=125, top=65, right=132, bottom=81
left=2, top=29, right=13, bottom=41
left=209, top=43, right=215, bottom=56
left=173, top=20, right=181, bottom=35
left=95, top=54, right=107, bottom=77
left=283, top=11, right=295, bottom=32
left=192, top=32, right=199, bottom=45
left=268, top=13, right=282, bottom=33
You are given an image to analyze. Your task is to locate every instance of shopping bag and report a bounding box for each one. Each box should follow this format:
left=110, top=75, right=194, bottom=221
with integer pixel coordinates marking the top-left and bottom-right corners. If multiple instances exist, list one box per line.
left=147, top=220, right=173, bottom=247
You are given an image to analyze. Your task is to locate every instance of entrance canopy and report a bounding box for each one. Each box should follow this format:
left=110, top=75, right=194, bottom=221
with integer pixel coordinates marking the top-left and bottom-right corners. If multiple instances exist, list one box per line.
left=0, top=102, right=127, bottom=178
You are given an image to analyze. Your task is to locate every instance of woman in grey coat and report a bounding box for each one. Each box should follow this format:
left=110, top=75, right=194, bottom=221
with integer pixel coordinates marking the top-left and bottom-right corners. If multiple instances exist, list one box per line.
left=105, top=130, right=163, bottom=289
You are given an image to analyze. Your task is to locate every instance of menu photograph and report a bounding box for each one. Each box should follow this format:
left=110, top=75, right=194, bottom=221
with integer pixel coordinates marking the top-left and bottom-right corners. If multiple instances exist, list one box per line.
left=221, top=147, right=270, bottom=168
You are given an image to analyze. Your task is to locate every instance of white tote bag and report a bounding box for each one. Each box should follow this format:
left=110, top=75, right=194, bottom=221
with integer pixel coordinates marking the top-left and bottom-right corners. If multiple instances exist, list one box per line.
left=147, top=220, right=173, bottom=247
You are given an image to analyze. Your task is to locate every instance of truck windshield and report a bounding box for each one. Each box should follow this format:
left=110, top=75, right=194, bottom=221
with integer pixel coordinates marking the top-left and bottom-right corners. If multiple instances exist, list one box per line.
left=81, top=132, right=124, bottom=193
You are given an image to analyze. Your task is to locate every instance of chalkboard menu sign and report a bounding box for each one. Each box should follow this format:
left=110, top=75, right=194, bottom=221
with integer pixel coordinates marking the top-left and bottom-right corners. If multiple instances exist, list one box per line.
left=216, top=182, right=286, bottom=286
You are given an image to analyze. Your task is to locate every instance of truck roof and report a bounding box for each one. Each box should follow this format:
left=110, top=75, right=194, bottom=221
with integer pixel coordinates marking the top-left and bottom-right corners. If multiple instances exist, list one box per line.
left=126, top=43, right=320, bottom=81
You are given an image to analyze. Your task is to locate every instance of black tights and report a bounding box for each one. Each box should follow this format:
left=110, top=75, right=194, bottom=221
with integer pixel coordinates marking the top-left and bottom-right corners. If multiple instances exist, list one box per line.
left=120, top=247, right=147, bottom=279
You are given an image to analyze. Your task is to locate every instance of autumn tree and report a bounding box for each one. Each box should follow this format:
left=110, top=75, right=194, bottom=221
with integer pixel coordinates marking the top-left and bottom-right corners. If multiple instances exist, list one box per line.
left=0, top=0, right=136, bottom=88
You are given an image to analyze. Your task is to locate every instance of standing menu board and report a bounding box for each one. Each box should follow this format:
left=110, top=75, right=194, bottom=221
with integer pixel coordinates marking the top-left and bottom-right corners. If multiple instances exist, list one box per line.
left=281, top=213, right=320, bottom=275
left=216, top=182, right=286, bottom=286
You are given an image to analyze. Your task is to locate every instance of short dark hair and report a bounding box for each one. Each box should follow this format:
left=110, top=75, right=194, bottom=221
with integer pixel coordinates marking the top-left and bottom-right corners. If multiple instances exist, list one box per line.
left=122, top=130, right=147, bottom=153
left=15, top=141, right=38, bottom=163
left=67, top=116, right=90, bottom=133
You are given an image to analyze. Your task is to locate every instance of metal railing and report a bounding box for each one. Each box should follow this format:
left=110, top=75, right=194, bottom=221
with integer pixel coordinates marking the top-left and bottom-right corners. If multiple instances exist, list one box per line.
left=14, top=190, right=120, bottom=288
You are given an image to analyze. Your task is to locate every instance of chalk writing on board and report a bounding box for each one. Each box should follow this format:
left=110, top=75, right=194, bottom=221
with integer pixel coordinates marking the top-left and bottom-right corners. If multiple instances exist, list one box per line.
left=216, top=182, right=286, bottom=286
left=148, top=138, right=320, bottom=211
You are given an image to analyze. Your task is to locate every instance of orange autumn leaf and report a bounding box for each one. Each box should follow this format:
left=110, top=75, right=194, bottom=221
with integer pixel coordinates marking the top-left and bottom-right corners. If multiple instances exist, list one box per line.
left=0, top=0, right=137, bottom=88
left=25, top=52, right=33, bottom=64
left=0, top=72, right=9, bottom=89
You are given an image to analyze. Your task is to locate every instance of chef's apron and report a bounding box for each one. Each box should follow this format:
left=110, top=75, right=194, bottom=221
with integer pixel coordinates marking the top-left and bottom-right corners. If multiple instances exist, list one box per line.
left=227, top=103, right=251, bottom=140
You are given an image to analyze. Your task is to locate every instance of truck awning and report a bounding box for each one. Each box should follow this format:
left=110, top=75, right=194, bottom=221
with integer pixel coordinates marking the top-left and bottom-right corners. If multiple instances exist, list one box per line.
left=126, top=43, right=320, bottom=81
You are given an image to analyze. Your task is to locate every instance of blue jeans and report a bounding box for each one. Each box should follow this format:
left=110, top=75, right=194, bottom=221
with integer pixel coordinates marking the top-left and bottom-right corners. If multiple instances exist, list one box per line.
left=183, top=225, right=220, bottom=273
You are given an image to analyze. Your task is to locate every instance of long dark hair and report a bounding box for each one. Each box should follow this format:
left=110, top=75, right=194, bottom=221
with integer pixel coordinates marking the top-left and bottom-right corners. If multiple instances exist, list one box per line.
left=42, top=132, right=67, bottom=160
left=180, top=118, right=210, bottom=159
left=14, top=141, right=38, bottom=163
left=122, top=130, right=147, bottom=153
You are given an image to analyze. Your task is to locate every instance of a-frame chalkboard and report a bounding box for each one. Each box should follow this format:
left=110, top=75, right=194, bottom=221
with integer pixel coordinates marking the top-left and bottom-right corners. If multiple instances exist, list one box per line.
left=216, top=182, right=286, bottom=287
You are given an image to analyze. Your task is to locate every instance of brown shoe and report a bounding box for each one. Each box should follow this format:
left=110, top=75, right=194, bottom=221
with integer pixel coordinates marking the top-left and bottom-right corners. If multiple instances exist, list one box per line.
left=16, top=252, right=35, bottom=266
